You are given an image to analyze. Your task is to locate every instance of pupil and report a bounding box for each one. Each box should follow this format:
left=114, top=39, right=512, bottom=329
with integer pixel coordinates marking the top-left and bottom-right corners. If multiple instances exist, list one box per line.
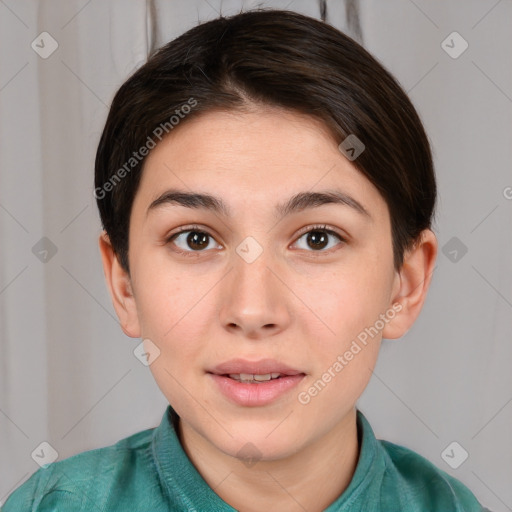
left=188, top=231, right=209, bottom=250
left=308, top=230, right=328, bottom=250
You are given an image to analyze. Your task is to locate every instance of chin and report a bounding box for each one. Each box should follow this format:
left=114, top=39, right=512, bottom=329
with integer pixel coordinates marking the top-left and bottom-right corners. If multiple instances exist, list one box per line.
left=211, top=425, right=304, bottom=463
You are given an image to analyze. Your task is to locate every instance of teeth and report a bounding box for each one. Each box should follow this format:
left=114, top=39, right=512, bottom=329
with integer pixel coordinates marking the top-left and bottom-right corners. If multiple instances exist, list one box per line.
left=228, top=372, right=282, bottom=382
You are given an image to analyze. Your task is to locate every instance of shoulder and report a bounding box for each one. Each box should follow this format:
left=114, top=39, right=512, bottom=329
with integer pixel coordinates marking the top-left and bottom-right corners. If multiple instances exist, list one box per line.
left=379, top=439, right=484, bottom=511
left=1, top=427, right=157, bottom=512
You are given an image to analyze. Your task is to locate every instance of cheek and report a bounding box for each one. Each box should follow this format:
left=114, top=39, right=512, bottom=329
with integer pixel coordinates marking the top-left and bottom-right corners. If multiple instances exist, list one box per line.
left=309, top=261, right=392, bottom=388
left=134, top=266, right=208, bottom=403
left=133, top=258, right=217, bottom=366
left=298, top=264, right=390, bottom=343
left=133, top=261, right=195, bottom=341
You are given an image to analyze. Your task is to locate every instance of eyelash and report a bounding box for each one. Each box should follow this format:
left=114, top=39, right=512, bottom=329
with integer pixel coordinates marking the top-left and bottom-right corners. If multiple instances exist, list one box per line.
left=166, top=224, right=346, bottom=258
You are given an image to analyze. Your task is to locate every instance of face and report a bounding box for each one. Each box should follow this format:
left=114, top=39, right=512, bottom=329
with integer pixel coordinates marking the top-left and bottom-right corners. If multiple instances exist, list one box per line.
left=119, top=107, right=404, bottom=461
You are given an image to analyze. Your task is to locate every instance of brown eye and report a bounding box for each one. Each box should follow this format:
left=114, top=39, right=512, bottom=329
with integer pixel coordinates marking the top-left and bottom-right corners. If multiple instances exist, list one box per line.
left=293, top=225, right=345, bottom=253
left=306, top=230, right=330, bottom=250
left=168, top=228, right=221, bottom=254
left=184, top=231, right=210, bottom=250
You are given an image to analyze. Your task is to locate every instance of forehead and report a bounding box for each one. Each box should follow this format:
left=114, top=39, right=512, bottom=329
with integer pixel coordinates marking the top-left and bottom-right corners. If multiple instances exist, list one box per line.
left=134, top=108, right=388, bottom=221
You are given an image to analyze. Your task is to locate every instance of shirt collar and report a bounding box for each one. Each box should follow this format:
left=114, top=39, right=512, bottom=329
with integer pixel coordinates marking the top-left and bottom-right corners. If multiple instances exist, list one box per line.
left=152, top=404, right=234, bottom=510
left=152, top=404, right=385, bottom=511
left=324, top=408, right=386, bottom=511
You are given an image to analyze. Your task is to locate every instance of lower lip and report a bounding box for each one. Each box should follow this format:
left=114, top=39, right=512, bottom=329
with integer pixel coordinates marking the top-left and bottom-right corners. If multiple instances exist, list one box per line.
left=208, top=373, right=305, bottom=407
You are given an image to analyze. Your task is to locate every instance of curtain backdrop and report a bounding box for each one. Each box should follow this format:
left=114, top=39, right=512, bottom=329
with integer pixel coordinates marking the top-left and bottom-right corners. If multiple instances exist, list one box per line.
left=1, top=1, right=511, bottom=510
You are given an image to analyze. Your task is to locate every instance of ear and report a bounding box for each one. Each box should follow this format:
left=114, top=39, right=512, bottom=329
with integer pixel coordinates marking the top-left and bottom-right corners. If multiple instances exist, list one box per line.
left=98, top=231, right=141, bottom=338
left=382, top=229, right=438, bottom=340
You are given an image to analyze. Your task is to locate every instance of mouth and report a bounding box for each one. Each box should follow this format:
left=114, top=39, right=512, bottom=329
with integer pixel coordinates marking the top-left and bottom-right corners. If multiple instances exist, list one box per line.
left=206, top=359, right=306, bottom=406
left=221, top=372, right=293, bottom=383
left=207, top=357, right=305, bottom=378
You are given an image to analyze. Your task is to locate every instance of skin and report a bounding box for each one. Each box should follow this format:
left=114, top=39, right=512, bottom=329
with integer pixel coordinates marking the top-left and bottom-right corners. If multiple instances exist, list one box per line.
left=99, top=106, right=437, bottom=512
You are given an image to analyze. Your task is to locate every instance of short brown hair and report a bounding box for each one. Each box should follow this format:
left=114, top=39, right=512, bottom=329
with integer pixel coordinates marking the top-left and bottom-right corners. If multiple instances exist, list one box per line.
left=95, top=8, right=437, bottom=273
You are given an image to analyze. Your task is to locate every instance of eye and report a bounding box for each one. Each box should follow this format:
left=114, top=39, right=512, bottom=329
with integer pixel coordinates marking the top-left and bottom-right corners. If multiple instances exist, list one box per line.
left=292, top=224, right=346, bottom=253
left=166, top=223, right=346, bottom=257
left=167, top=225, right=221, bottom=256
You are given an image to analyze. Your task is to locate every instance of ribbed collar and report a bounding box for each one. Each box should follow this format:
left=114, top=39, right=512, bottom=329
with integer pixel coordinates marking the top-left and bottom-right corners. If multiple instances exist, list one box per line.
left=152, top=404, right=385, bottom=511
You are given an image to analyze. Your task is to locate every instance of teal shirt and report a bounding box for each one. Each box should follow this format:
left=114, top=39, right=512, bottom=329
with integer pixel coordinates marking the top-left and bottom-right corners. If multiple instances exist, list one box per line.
left=2, top=405, right=486, bottom=511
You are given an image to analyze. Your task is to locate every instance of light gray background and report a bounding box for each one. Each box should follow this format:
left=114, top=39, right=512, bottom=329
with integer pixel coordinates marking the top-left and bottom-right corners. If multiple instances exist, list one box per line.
left=1, top=0, right=511, bottom=510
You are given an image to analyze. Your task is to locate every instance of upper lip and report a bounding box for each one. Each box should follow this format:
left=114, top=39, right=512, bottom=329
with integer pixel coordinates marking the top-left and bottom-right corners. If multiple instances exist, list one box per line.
left=208, top=358, right=305, bottom=376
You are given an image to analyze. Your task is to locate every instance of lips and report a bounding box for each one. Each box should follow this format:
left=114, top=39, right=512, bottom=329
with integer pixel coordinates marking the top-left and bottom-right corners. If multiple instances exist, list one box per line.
left=207, top=358, right=306, bottom=406
left=208, top=358, right=305, bottom=377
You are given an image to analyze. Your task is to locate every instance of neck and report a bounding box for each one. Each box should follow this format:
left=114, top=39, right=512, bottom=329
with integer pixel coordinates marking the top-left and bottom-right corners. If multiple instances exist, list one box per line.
left=177, top=408, right=360, bottom=512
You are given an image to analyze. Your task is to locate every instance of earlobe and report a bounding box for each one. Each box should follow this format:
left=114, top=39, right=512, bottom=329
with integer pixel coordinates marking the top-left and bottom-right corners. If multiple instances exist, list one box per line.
left=382, top=229, right=438, bottom=340
left=98, top=231, right=141, bottom=338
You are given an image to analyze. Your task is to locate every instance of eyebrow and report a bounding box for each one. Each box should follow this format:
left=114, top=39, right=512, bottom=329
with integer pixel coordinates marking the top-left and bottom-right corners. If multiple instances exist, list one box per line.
left=147, top=188, right=371, bottom=220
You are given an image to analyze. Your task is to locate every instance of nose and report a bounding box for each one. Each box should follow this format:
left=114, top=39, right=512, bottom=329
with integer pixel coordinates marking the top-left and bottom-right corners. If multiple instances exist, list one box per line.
left=219, top=245, right=291, bottom=339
